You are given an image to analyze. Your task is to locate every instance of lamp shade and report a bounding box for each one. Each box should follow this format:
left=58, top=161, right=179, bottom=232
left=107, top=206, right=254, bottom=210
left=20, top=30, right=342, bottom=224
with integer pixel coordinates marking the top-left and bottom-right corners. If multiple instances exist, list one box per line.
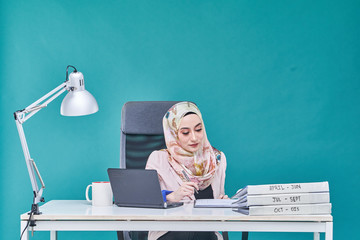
left=60, top=71, right=99, bottom=116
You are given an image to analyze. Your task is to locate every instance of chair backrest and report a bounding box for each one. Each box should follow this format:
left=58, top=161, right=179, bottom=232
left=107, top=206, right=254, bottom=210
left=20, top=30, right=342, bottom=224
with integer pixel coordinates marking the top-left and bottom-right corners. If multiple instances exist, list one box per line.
left=119, top=101, right=180, bottom=240
left=120, top=101, right=180, bottom=169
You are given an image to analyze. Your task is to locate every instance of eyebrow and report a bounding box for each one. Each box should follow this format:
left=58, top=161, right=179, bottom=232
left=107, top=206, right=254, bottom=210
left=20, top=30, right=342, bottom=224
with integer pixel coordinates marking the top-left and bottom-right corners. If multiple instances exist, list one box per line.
left=179, top=123, right=202, bottom=130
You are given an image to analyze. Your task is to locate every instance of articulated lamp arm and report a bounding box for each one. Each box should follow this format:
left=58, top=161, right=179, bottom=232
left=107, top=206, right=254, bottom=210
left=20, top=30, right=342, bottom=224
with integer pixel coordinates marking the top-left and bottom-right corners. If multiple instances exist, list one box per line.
left=14, top=82, right=68, bottom=206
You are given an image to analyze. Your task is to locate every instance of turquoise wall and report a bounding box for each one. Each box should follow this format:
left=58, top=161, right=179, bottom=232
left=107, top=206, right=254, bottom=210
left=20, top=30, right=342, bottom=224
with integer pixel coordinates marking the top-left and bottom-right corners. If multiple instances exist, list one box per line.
left=1, top=0, right=359, bottom=239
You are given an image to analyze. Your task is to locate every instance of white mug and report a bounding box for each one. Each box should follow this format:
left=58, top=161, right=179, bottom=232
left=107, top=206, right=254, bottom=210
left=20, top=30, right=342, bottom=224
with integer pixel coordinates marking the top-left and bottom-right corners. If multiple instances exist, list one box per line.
left=85, top=181, right=113, bottom=207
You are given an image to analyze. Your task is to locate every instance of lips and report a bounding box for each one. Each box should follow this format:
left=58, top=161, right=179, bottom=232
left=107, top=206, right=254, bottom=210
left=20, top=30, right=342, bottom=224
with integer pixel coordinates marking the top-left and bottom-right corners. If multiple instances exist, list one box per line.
left=189, top=143, right=199, bottom=148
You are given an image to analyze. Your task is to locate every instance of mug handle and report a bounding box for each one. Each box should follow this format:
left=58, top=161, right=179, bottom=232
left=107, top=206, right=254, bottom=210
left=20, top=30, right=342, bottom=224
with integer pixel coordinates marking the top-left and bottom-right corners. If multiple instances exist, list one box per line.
left=86, top=184, right=92, bottom=203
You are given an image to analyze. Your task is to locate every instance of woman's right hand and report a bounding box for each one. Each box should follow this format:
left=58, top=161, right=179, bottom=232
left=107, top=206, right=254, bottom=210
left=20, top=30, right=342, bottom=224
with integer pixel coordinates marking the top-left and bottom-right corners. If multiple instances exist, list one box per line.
left=166, top=182, right=199, bottom=202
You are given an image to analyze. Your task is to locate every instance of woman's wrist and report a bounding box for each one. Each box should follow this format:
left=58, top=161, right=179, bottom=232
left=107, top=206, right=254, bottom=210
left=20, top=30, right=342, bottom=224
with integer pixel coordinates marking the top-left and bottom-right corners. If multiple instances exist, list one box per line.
left=166, top=192, right=176, bottom=202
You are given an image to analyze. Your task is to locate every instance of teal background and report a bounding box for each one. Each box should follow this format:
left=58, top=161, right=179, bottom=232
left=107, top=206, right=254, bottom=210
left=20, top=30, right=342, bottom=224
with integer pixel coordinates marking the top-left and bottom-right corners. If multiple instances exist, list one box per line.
left=1, top=0, right=359, bottom=239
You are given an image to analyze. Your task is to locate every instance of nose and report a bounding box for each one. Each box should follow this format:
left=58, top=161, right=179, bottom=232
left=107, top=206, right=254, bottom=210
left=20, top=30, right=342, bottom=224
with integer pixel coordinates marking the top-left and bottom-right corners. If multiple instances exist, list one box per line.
left=191, top=131, right=197, bottom=141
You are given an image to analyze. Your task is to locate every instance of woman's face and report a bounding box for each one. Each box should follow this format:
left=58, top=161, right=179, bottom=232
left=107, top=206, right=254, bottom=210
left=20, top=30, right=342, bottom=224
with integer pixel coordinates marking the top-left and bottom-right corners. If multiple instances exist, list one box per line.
left=177, top=114, right=204, bottom=152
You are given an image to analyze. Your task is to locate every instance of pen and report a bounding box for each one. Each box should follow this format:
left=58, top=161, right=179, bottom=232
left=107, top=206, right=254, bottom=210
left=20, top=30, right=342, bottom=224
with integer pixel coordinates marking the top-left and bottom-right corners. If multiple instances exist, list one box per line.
left=182, top=170, right=199, bottom=194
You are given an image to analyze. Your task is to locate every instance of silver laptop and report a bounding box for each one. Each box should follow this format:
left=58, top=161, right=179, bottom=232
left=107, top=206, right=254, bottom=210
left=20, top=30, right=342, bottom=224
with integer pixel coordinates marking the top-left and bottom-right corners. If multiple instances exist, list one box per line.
left=107, top=168, right=183, bottom=209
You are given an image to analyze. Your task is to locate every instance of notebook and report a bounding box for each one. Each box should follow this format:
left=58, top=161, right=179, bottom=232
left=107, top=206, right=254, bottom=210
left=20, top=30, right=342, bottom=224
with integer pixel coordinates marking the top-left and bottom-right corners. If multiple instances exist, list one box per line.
left=107, top=168, right=183, bottom=209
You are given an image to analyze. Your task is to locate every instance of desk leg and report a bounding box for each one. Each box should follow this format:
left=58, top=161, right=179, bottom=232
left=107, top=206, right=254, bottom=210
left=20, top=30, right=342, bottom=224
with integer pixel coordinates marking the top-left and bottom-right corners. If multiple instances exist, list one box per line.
left=314, top=232, right=320, bottom=240
left=325, top=222, right=333, bottom=240
left=20, top=221, right=29, bottom=240
left=50, top=231, right=58, bottom=240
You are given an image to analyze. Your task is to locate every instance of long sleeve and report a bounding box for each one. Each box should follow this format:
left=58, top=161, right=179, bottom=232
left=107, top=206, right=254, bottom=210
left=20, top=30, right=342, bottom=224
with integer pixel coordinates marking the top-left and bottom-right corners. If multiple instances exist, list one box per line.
left=145, top=150, right=183, bottom=192
left=146, top=150, right=227, bottom=199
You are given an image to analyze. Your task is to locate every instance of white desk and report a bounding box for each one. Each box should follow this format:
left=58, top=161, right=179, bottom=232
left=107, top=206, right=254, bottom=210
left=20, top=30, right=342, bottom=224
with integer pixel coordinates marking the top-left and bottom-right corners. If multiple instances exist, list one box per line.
left=20, top=200, right=333, bottom=240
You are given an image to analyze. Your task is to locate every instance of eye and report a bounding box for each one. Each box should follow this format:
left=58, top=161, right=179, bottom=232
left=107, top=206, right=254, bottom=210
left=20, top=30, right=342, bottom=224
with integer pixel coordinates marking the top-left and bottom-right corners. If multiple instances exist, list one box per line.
left=195, top=128, right=202, bottom=132
left=182, top=132, right=189, bottom=135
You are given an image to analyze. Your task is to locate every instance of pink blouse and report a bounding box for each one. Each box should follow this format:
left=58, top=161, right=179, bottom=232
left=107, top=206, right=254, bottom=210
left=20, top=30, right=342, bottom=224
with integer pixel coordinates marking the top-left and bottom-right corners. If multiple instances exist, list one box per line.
left=145, top=150, right=227, bottom=240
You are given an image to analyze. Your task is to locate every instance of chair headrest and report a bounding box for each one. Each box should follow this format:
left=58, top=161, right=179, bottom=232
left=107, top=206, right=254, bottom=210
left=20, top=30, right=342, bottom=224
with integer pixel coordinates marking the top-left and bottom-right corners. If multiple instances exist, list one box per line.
left=121, top=101, right=180, bottom=135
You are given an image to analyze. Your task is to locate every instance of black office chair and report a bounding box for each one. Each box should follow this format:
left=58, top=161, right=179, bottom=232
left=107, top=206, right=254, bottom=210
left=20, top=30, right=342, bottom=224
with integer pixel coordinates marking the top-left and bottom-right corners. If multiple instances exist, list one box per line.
left=118, top=101, right=179, bottom=240
left=118, top=101, right=247, bottom=240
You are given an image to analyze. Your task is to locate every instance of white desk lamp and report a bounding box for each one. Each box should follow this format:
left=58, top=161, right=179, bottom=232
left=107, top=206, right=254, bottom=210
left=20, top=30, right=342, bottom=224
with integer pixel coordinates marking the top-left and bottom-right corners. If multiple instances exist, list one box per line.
left=14, top=65, right=99, bottom=215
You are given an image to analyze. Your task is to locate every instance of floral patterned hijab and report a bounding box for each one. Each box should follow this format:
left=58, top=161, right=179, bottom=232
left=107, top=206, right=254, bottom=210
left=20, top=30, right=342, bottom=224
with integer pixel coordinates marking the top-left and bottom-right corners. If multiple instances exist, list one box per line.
left=163, top=102, right=221, bottom=190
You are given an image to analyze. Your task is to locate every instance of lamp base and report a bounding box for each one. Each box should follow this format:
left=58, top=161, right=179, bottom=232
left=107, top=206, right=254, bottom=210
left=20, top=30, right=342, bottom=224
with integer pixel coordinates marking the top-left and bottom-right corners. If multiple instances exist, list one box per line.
left=28, top=203, right=42, bottom=228
left=28, top=203, right=42, bottom=215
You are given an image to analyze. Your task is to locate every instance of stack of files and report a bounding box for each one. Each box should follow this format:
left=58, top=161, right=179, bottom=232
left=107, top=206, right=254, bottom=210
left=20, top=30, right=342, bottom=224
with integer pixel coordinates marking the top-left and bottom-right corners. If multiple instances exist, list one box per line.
left=194, top=181, right=332, bottom=215
left=231, top=181, right=331, bottom=215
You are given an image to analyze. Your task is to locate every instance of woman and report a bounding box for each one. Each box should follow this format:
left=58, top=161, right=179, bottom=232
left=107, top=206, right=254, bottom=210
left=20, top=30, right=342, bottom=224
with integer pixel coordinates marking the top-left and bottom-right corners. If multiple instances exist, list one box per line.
left=146, top=101, right=228, bottom=240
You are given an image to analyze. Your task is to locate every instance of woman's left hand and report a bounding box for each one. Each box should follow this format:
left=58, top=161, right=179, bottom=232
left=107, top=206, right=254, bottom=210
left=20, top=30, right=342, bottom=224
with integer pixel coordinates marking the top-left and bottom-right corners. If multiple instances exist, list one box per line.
left=219, top=194, right=229, bottom=199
